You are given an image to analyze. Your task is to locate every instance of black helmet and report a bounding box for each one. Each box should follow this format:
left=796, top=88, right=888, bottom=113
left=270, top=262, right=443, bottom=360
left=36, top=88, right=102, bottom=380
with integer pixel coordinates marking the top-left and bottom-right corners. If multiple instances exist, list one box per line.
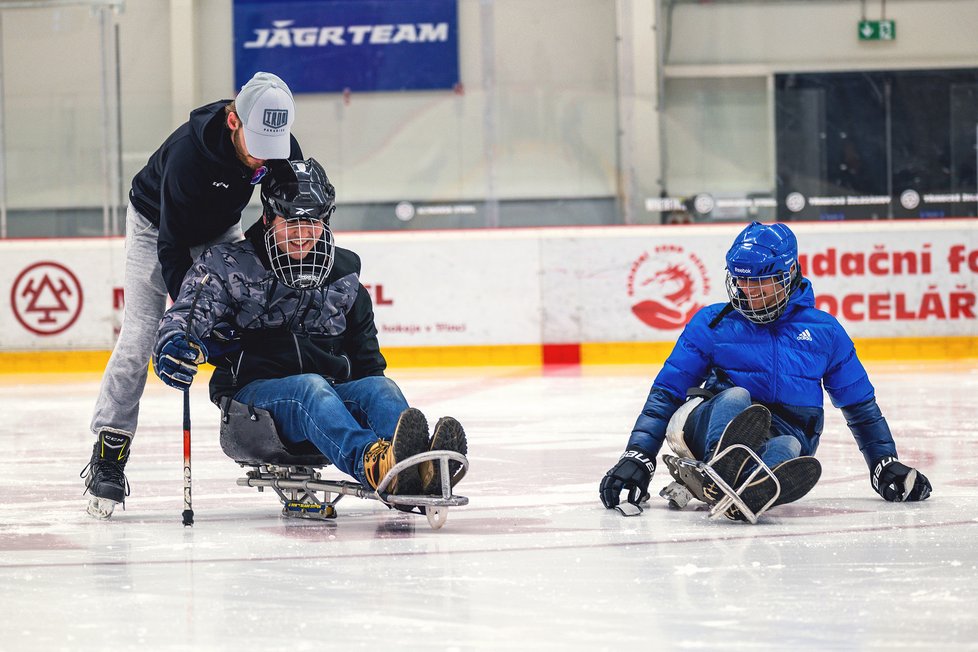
left=260, top=158, right=337, bottom=290
left=260, top=158, right=336, bottom=223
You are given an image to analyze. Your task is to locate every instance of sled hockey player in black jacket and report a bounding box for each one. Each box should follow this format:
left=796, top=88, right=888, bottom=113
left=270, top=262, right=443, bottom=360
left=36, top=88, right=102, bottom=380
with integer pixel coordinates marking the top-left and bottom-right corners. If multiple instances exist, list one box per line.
left=153, top=158, right=466, bottom=497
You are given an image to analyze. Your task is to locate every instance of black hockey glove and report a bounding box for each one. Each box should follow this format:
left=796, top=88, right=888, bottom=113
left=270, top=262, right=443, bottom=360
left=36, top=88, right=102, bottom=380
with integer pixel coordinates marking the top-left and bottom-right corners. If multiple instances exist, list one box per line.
left=871, top=456, right=932, bottom=502
left=600, top=448, right=655, bottom=509
left=154, top=333, right=207, bottom=391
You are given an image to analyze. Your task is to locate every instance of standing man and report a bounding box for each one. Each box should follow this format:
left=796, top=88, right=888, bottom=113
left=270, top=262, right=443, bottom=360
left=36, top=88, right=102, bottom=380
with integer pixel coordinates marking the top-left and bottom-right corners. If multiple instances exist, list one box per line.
left=599, top=222, right=932, bottom=520
left=82, top=72, right=303, bottom=519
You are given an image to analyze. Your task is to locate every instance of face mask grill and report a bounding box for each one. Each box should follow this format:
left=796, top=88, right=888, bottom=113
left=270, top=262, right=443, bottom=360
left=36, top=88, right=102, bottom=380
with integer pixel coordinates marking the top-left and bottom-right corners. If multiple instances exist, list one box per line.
left=264, top=219, right=334, bottom=290
left=725, top=269, right=793, bottom=324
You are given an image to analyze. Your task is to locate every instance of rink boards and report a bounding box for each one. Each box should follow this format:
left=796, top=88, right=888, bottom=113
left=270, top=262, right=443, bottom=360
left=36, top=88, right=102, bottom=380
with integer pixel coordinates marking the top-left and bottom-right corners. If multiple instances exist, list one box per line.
left=1, top=219, right=976, bottom=371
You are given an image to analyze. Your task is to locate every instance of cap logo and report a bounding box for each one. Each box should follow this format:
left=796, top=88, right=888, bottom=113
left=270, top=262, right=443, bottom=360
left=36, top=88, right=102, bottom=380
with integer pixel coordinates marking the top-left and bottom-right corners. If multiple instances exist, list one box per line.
left=263, top=108, right=289, bottom=129
left=734, top=266, right=752, bottom=274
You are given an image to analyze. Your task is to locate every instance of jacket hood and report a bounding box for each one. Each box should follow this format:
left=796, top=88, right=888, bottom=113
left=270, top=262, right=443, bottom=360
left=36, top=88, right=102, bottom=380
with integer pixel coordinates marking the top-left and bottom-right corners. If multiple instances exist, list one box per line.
left=189, top=100, right=250, bottom=172
left=782, top=275, right=816, bottom=317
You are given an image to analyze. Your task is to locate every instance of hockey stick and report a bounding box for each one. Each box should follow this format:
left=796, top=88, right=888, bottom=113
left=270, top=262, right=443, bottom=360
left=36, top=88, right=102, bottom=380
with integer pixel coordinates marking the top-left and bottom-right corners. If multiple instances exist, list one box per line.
left=180, top=273, right=210, bottom=527
left=182, top=389, right=194, bottom=526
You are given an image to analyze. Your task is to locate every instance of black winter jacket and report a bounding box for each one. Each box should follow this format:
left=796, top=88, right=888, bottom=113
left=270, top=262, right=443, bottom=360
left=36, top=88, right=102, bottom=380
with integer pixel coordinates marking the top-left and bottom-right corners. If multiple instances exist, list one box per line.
left=130, top=100, right=303, bottom=299
left=157, top=220, right=386, bottom=405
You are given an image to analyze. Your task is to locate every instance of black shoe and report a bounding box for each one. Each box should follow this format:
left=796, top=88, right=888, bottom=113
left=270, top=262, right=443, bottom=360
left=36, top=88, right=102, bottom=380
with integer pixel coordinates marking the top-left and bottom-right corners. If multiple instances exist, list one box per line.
left=81, top=430, right=132, bottom=517
left=363, top=408, right=429, bottom=496
left=421, top=417, right=468, bottom=495
left=726, top=456, right=822, bottom=521
left=702, top=405, right=773, bottom=504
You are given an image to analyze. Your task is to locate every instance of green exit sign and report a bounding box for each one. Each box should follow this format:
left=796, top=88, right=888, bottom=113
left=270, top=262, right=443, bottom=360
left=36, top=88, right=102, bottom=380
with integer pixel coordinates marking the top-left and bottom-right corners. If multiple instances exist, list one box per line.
left=859, top=19, right=896, bottom=41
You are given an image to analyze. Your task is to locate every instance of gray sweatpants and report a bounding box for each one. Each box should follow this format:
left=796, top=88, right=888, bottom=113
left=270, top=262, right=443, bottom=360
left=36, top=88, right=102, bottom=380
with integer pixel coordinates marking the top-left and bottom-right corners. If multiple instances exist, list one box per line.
left=89, top=204, right=243, bottom=438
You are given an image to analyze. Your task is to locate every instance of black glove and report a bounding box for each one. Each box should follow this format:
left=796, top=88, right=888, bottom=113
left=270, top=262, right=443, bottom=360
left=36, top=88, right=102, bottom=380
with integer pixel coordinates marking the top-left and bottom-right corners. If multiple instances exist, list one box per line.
left=871, top=456, right=932, bottom=502
left=600, top=449, right=656, bottom=509
left=154, top=333, right=207, bottom=391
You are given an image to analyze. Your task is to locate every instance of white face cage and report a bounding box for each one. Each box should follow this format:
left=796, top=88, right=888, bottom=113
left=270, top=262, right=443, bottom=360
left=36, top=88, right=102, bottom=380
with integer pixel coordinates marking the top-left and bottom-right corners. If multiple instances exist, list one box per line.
left=264, top=218, right=335, bottom=289
left=724, top=269, right=794, bottom=324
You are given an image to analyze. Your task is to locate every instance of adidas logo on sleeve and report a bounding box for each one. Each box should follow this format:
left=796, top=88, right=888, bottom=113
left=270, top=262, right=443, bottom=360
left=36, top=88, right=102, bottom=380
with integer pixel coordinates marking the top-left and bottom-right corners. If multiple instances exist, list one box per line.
left=796, top=329, right=813, bottom=342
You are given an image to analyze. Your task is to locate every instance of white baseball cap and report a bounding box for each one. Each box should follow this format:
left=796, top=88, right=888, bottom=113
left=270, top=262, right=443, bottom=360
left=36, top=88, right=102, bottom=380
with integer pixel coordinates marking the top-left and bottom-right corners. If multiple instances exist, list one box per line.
left=234, top=72, right=295, bottom=160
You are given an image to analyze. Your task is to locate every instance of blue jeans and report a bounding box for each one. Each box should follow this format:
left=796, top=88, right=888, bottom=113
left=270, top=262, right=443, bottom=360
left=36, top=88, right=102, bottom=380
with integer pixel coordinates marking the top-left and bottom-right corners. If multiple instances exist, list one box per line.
left=685, top=387, right=801, bottom=468
left=233, top=374, right=409, bottom=486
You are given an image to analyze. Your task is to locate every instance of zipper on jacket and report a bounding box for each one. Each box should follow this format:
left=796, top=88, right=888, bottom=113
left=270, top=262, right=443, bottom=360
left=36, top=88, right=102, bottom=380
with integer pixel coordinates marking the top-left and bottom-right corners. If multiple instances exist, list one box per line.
left=230, top=351, right=245, bottom=388
left=292, top=333, right=303, bottom=374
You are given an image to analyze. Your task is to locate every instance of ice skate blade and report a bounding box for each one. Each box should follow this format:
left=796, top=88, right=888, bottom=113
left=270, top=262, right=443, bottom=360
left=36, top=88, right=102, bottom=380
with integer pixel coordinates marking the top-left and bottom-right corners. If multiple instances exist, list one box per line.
left=86, top=496, right=119, bottom=520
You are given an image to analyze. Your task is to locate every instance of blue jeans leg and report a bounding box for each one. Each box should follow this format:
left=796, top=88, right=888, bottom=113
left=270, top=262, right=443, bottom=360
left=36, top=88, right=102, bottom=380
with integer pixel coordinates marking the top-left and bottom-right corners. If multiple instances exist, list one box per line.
left=684, top=387, right=752, bottom=461
left=758, top=434, right=802, bottom=469
left=333, top=376, right=410, bottom=442
left=234, top=374, right=406, bottom=486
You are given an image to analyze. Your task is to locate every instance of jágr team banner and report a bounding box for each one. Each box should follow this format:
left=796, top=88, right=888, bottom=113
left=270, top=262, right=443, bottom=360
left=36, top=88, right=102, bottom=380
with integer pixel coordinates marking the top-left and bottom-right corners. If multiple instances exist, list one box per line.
left=233, top=0, right=460, bottom=93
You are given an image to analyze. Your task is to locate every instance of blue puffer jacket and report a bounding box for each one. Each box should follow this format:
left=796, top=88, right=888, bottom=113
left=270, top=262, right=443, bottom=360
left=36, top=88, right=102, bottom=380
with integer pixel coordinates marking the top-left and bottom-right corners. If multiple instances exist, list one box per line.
left=628, top=277, right=898, bottom=470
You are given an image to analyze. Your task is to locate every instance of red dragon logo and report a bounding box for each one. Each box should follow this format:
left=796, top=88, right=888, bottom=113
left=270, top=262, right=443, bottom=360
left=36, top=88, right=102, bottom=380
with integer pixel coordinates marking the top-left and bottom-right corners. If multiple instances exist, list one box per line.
left=628, top=245, right=709, bottom=330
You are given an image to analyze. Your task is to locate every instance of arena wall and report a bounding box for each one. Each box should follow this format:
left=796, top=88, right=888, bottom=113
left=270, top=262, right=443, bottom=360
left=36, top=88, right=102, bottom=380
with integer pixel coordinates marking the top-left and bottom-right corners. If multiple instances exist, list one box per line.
left=2, top=219, right=975, bottom=372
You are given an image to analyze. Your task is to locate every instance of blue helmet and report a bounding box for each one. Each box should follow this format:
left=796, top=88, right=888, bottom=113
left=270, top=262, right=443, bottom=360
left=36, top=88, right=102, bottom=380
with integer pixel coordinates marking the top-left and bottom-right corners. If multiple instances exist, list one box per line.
left=724, top=222, right=799, bottom=324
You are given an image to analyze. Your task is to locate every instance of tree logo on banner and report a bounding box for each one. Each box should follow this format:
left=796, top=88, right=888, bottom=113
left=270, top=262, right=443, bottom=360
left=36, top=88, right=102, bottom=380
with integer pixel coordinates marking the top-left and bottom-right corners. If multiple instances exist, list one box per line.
left=11, top=261, right=84, bottom=336
left=627, top=245, right=710, bottom=330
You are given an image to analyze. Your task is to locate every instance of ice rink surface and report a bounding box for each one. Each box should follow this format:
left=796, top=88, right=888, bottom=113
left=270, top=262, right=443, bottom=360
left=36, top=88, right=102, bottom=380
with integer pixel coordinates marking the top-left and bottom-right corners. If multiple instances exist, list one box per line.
left=1, top=361, right=977, bottom=651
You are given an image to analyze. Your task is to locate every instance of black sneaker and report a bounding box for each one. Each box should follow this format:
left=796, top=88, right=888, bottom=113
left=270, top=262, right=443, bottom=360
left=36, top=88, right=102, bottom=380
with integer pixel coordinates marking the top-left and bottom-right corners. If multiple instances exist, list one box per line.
left=726, top=456, right=822, bottom=521
left=363, top=408, right=428, bottom=496
left=81, top=429, right=132, bottom=518
left=421, top=417, right=468, bottom=495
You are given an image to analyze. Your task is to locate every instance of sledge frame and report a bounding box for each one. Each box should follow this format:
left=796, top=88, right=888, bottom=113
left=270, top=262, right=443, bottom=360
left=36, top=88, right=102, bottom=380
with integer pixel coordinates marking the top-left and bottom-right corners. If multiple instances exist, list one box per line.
left=661, top=444, right=780, bottom=524
left=233, top=451, right=469, bottom=530
left=219, top=397, right=468, bottom=530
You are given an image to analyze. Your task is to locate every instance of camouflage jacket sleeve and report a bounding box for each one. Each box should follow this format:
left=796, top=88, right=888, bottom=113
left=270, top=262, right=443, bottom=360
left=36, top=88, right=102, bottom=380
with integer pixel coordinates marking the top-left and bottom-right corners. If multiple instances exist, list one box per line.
left=157, top=248, right=235, bottom=354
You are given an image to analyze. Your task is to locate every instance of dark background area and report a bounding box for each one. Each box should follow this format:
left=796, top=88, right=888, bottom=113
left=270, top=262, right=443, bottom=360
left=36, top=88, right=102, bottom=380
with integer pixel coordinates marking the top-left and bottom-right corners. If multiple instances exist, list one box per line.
left=775, top=68, right=978, bottom=220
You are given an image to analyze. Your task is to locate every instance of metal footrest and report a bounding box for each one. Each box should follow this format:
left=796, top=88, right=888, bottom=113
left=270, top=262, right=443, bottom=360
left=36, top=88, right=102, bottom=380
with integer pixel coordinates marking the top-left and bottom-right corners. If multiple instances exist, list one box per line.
left=699, top=444, right=779, bottom=524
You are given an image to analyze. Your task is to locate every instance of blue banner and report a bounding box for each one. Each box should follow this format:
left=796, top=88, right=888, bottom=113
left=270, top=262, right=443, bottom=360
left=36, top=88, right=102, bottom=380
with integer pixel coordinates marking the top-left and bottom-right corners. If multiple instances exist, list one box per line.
left=233, top=0, right=459, bottom=94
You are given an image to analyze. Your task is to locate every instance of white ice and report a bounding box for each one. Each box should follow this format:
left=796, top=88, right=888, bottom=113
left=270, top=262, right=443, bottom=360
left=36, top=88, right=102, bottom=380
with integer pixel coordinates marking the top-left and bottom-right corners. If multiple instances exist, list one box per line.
left=1, top=362, right=977, bottom=650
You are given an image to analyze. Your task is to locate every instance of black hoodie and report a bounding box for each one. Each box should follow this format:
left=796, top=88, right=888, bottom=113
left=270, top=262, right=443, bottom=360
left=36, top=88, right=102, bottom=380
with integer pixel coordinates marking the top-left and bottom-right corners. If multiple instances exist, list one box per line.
left=129, top=100, right=303, bottom=299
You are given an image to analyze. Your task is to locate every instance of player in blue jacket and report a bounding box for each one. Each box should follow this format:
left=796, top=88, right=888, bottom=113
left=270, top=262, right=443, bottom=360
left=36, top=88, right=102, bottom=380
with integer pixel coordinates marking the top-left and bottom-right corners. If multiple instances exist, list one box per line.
left=600, top=221, right=932, bottom=519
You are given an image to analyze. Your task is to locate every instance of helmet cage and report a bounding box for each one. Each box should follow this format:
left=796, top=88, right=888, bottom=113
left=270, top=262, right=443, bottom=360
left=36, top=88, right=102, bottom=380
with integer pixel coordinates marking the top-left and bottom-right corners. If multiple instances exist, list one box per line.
left=264, top=218, right=335, bottom=290
left=725, top=268, right=795, bottom=324
left=724, top=221, right=799, bottom=324
left=260, top=158, right=336, bottom=290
